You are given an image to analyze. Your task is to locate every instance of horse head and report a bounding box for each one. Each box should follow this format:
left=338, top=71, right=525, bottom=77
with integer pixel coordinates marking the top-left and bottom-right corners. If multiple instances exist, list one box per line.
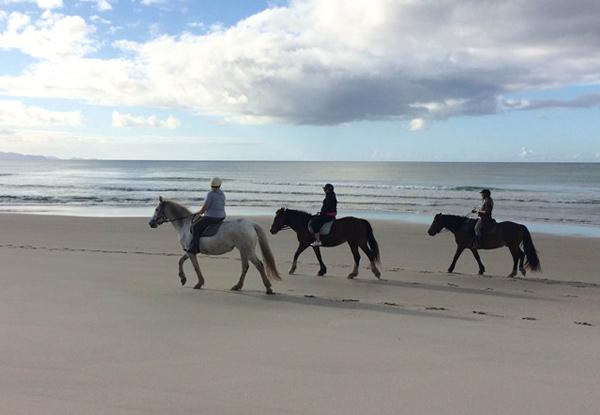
left=270, top=207, right=287, bottom=234
left=428, top=213, right=444, bottom=236
left=149, top=196, right=167, bottom=228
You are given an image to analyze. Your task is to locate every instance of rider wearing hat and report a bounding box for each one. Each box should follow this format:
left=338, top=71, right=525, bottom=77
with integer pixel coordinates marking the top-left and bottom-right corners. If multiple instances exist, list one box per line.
left=472, top=188, right=494, bottom=249
left=187, top=177, right=226, bottom=254
left=310, top=183, right=337, bottom=247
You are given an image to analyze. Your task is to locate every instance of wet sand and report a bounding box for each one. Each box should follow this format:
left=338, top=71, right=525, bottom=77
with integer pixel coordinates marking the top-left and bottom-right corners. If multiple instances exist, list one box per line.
left=1, top=213, right=599, bottom=414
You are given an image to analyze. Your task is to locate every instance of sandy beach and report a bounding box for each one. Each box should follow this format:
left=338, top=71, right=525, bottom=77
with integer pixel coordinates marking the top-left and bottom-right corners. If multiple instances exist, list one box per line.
left=1, top=213, right=599, bottom=415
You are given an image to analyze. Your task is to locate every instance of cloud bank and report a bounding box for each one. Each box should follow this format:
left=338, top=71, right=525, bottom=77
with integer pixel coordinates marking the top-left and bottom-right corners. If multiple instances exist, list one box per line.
left=0, top=100, right=83, bottom=126
left=1, top=0, right=600, bottom=127
left=112, top=112, right=181, bottom=129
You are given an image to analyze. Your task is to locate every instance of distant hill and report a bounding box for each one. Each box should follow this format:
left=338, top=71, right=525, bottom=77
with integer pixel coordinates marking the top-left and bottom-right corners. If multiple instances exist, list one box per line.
left=0, top=152, right=61, bottom=160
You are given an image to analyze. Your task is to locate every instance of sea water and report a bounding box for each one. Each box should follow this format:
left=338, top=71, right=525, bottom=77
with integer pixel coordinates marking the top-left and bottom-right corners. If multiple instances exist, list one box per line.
left=1, top=160, right=598, bottom=237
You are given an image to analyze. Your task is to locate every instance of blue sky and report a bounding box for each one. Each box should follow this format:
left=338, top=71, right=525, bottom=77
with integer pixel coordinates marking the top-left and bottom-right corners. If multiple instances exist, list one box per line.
left=1, top=0, right=599, bottom=161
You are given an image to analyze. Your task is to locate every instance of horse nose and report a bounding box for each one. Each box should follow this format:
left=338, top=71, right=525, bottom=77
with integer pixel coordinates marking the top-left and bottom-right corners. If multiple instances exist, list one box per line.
left=270, top=227, right=278, bottom=235
left=149, top=220, right=158, bottom=228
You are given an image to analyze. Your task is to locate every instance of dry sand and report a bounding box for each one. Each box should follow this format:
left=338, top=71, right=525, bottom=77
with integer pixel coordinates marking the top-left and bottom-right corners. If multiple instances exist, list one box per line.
left=1, top=213, right=599, bottom=415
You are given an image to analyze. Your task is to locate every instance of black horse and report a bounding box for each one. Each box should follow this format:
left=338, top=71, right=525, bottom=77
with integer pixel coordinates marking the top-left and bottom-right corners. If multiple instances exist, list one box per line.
left=270, top=208, right=381, bottom=279
left=427, top=213, right=541, bottom=277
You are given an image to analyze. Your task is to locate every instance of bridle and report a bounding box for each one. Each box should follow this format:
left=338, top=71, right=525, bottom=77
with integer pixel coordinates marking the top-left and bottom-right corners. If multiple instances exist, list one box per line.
left=274, top=209, right=291, bottom=231
left=151, top=201, right=195, bottom=226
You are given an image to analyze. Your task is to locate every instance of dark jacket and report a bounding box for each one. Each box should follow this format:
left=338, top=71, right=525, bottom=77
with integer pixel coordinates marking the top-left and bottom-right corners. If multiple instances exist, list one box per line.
left=320, top=192, right=337, bottom=215
left=478, top=198, right=494, bottom=221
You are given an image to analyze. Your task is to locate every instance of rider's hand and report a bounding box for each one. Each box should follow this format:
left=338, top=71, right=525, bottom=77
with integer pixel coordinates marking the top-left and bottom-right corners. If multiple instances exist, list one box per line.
left=471, top=209, right=477, bottom=214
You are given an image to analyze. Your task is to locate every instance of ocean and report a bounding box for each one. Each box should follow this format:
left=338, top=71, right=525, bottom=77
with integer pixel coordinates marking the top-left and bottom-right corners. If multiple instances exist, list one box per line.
left=1, top=160, right=599, bottom=237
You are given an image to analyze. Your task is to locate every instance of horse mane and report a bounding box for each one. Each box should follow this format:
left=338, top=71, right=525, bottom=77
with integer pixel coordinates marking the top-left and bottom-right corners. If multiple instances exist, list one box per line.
left=443, top=214, right=468, bottom=220
left=283, top=208, right=311, bottom=216
left=165, top=199, right=192, bottom=216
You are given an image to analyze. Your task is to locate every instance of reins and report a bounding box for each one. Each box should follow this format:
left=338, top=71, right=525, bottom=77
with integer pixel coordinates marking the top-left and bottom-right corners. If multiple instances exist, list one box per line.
left=155, top=201, right=196, bottom=224
left=164, top=213, right=196, bottom=223
left=439, top=213, right=473, bottom=234
left=278, top=209, right=311, bottom=232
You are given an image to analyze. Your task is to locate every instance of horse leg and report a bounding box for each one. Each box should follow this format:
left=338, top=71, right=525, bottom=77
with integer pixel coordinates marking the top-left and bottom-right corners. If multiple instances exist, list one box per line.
left=359, top=242, right=380, bottom=279
left=518, top=247, right=526, bottom=276
left=249, top=254, right=274, bottom=295
left=187, top=253, right=205, bottom=289
left=231, top=254, right=250, bottom=292
left=289, top=243, right=310, bottom=274
left=470, top=249, right=486, bottom=275
left=178, top=254, right=188, bottom=286
left=507, top=246, right=520, bottom=278
left=448, top=246, right=465, bottom=273
left=312, top=246, right=327, bottom=276
left=347, top=243, right=361, bottom=279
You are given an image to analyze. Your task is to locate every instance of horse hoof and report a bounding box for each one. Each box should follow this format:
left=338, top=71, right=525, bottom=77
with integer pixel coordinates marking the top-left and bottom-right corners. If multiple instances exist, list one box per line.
left=447, top=269, right=454, bottom=273
left=373, top=271, right=381, bottom=279
left=520, top=268, right=527, bottom=276
left=478, top=271, right=484, bottom=275
left=180, top=277, right=187, bottom=286
left=288, top=268, right=296, bottom=275
left=230, top=285, right=240, bottom=291
left=266, top=288, right=274, bottom=295
left=317, top=272, right=326, bottom=276
left=193, top=283, right=203, bottom=289
left=347, top=274, right=357, bottom=279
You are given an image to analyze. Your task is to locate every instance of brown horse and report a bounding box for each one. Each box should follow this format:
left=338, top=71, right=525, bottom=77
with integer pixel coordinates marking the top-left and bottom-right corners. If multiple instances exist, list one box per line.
left=427, top=213, right=541, bottom=277
left=270, top=208, right=381, bottom=279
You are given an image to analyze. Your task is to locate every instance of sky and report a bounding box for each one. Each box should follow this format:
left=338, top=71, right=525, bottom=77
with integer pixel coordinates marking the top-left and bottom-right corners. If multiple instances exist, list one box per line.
left=0, top=0, right=599, bottom=161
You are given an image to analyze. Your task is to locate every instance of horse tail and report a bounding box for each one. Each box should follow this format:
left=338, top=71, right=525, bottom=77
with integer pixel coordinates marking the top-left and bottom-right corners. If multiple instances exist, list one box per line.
left=521, top=225, right=542, bottom=272
left=364, top=220, right=381, bottom=266
left=253, top=222, right=282, bottom=281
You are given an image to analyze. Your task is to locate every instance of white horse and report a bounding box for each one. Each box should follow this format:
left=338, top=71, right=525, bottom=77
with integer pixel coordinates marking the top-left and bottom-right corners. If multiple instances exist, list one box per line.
left=149, top=197, right=281, bottom=294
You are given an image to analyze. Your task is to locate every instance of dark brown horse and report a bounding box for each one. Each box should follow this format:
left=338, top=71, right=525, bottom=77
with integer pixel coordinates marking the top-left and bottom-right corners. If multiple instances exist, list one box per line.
left=270, top=208, right=381, bottom=279
left=427, top=213, right=541, bottom=277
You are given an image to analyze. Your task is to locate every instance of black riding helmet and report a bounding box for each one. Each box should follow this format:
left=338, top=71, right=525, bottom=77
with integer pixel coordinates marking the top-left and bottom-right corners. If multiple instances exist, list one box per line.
left=323, top=183, right=334, bottom=192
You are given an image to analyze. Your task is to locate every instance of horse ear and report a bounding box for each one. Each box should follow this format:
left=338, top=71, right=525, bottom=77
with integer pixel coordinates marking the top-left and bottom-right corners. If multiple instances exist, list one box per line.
left=159, top=196, right=164, bottom=203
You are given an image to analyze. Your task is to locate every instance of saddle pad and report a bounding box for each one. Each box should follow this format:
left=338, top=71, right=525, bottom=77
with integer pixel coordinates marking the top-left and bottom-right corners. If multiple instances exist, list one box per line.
left=200, top=222, right=224, bottom=238
left=464, top=218, right=497, bottom=236
left=308, top=220, right=333, bottom=235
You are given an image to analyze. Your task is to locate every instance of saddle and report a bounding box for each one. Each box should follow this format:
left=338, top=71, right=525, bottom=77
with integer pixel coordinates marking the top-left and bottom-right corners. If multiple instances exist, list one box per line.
left=201, top=222, right=224, bottom=237
left=464, top=218, right=497, bottom=236
left=308, top=219, right=334, bottom=235
left=189, top=222, right=225, bottom=238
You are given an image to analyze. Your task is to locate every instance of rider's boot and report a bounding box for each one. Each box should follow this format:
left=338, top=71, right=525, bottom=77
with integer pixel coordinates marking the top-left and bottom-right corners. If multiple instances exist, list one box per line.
left=187, top=240, right=200, bottom=255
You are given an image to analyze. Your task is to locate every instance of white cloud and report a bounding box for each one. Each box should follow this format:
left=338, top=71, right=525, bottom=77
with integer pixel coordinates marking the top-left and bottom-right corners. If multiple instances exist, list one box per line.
left=0, top=11, right=96, bottom=59
left=408, top=118, right=428, bottom=131
left=0, top=0, right=64, bottom=10
left=89, top=15, right=111, bottom=25
left=112, top=112, right=181, bottom=129
left=6, top=12, right=31, bottom=31
left=0, top=100, right=83, bottom=126
left=519, top=146, right=533, bottom=159
left=1, top=0, right=600, bottom=126
left=79, top=0, right=113, bottom=12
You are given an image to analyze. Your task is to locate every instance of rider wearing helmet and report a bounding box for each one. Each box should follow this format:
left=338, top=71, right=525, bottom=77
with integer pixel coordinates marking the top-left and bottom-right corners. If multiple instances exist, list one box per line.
left=472, top=188, right=494, bottom=249
left=310, top=183, right=337, bottom=247
left=187, top=177, right=226, bottom=254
